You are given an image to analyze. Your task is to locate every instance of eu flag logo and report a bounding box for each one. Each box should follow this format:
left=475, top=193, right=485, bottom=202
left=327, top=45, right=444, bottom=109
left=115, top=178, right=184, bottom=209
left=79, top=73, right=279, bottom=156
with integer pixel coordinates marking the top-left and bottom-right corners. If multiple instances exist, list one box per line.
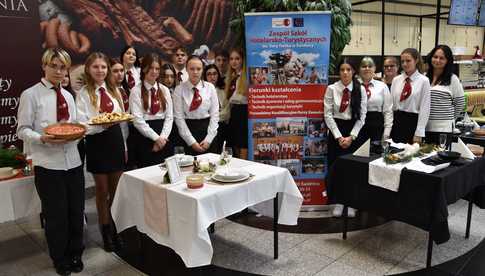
left=293, top=18, right=304, bottom=27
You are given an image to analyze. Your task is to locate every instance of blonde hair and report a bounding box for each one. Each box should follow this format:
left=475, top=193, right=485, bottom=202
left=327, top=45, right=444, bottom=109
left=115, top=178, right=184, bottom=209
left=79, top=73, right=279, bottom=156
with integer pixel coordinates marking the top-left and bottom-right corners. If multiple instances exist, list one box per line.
left=84, top=52, right=123, bottom=111
left=42, top=48, right=71, bottom=67
left=224, top=48, right=247, bottom=99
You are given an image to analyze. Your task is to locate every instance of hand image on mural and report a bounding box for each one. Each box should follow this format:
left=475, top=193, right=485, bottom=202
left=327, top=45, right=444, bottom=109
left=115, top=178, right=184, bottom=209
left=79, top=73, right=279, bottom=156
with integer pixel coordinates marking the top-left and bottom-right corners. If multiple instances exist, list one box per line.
left=38, top=0, right=234, bottom=59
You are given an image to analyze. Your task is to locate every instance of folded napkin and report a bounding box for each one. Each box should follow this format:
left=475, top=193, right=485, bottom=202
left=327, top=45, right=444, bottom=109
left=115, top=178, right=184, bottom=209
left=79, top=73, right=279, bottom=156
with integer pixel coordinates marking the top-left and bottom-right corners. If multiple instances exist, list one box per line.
left=369, top=158, right=407, bottom=192
left=353, top=139, right=370, bottom=157
left=451, top=138, right=475, bottom=160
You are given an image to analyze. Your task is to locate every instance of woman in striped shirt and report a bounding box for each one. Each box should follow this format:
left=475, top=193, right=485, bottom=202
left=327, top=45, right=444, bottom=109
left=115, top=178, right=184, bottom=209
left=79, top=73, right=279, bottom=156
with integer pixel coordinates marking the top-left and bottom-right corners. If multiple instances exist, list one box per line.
left=425, top=45, right=465, bottom=144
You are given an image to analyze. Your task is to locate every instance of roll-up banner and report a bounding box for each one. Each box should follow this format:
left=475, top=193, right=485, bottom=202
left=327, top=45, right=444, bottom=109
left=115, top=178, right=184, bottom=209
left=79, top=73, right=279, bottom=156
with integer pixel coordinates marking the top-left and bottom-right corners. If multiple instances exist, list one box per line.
left=244, top=11, right=331, bottom=208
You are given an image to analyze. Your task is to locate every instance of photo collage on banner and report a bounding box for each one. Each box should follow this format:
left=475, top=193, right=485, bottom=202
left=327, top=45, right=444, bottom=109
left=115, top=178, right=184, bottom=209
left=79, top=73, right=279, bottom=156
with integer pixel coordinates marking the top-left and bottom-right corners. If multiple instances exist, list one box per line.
left=244, top=12, right=332, bottom=207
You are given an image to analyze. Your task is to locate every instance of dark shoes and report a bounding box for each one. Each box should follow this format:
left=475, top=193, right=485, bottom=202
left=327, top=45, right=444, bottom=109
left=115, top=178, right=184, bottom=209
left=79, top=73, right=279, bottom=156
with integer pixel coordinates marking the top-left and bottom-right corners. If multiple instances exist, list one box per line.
left=70, top=256, right=84, bottom=273
left=101, top=224, right=116, bottom=252
left=55, top=263, right=71, bottom=276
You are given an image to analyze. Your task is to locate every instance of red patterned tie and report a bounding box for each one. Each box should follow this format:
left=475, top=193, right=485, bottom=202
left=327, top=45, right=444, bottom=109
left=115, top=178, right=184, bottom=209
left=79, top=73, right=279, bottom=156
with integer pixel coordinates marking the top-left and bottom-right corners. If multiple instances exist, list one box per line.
left=363, top=83, right=371, bottom=99
left=119, top=87, right=129, bottom=111
left=177, top=71, right=183, bottom=82
left=189, top=87, right=202, bottom=111
left=150, top=87, right=160, bottom=115
left=127, top=71, right=135, bottom=89
left=400, top=77, right=412, bottom=102
left=339, top=88, right=350, bottom=113
left=99, top=87, right=114, bottom=113
left=53, top=86, right=69, bottom=122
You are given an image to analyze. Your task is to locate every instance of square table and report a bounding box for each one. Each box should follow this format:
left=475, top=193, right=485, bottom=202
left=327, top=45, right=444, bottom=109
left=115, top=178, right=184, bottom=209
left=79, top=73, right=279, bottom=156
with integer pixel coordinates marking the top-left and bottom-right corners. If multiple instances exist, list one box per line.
left=327, top=154, right=485, bottom=267
left=111, top=153, right=303, bottom=267
left=0, top=174, right=39, bottom=223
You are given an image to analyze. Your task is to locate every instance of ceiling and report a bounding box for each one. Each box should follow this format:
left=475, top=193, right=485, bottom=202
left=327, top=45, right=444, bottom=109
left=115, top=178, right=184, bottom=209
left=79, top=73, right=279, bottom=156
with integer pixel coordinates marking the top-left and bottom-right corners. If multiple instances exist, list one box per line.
left=351, top=0, right=451, bottom=18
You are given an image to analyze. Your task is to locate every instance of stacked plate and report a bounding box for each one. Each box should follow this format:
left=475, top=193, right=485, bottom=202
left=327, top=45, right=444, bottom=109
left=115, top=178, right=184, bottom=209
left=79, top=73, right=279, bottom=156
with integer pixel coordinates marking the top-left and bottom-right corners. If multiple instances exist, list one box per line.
left=212, top=170, right=250, bottom=183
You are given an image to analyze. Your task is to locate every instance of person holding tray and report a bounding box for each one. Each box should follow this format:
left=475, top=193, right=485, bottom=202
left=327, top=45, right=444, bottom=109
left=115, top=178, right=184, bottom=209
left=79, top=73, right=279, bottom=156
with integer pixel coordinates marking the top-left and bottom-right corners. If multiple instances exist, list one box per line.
left=17, top=48, right=85, bottom=275
left=173, top=55, right=219, bottom=156
left=76, top=52, right=125, bottom=253
left=324, top=58, right=367, bottom=217
left=129, top=53, right=174, bottom=168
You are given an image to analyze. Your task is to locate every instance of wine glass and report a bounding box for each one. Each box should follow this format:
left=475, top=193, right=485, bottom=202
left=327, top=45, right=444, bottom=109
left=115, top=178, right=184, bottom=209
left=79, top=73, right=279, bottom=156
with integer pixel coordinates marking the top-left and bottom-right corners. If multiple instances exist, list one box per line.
left=439, top=134, right=447, bottom=151
left=174, top=146, right=185, bottom=161
left=222, top=148, right=233, bottom=174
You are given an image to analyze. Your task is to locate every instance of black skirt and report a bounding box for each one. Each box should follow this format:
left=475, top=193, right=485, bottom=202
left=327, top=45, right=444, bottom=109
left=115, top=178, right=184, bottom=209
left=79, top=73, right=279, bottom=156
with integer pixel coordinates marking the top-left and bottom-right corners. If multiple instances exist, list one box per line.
left=131, top=119, right=173, bottom=168
left=390, top=111, right=418, bottom=144
left=327, top=118, right=359, bottom=169
left=184, top=118, right=218, bottom=155
left=228, top=104, right=248, bottom=148
left=85, top=124, right=125, bottom=174
left=126, top=123, right=137, bottom=169
left=359, top=111, right=384, bottom=143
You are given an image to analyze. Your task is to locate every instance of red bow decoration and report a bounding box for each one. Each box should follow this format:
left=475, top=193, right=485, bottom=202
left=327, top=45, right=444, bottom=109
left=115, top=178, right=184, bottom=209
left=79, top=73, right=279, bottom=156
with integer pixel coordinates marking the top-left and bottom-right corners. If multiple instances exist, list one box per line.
left=54, top=86, right=69, bottom=122
left=150, top=87, right=161, bottom=115
left=363, top=83, right=371, bottom=99
left=127, top=71, right=135, bottom=89
left=99, top=87, right=114, bottom=113
left=339, top=88, right=350, bottom=113
left=119, top=87, right=129, bottom=111
left=177, top=72, right=183, bottom=82
left=189, top=87, right=202, bottom=111
left=400, top=77, right=412, bottom=102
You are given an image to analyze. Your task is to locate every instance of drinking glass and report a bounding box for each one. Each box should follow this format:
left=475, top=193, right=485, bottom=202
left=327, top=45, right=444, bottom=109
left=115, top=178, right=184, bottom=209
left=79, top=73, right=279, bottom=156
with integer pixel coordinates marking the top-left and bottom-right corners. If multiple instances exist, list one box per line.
left=439, top=134, right=447, bottom=150
left=174, top=146, right=185, bottom=160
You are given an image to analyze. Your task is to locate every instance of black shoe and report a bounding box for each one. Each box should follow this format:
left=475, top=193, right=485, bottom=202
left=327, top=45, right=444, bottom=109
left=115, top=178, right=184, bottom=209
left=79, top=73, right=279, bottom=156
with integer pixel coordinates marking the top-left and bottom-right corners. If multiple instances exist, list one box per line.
left=101, top=224, right=115, bottom=252
left=55, top=264, right=71, bottom=276
left=70, top=257, right=84, bottom=273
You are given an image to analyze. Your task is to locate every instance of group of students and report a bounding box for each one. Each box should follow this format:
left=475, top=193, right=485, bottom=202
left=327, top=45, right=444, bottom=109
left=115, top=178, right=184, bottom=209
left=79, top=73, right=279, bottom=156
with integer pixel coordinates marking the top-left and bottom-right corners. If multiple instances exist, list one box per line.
left=325, top=45, right=466, bottom=217
left=16, top=45, right=249, bottom=275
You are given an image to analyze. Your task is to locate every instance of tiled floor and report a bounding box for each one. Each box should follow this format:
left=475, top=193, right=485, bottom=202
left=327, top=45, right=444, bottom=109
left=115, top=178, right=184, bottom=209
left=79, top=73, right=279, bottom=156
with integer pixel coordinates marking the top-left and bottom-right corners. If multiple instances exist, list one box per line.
left=1, top=171, right=484, bottom=276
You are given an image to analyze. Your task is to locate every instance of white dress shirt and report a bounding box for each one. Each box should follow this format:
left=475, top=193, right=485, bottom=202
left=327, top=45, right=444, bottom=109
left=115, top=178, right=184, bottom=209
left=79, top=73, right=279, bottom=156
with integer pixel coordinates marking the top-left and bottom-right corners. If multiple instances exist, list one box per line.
left=175, top=68, right=189, bottom=82
left=324, top=80, right=367, bottom=139
left=129, top=81, right=173, bottom=141
left=125, top=66, right=141, bottom=89
left=363, top=79, right=393, bottom=137
left=76, top=82, right=123, bottom=135
left=173, top=80, right=219, bottom=146
left=229, top=75, right=248, bottom=104
left=17, top=79, right=82, bottom=170
left=390, top=71, right=431, bottom=137
left=216, top=87, right=230, bottom=122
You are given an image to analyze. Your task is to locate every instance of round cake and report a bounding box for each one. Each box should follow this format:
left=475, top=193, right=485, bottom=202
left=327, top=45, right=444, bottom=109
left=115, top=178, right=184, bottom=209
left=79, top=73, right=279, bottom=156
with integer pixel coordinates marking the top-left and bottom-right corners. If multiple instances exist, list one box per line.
left=44, top=123, right=86, bottom=140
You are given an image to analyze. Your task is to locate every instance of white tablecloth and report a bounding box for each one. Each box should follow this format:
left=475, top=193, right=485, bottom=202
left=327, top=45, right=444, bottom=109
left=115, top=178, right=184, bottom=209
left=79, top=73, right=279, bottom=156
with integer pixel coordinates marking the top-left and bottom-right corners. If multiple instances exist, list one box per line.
left=111, top=153, right=303, bottom=267
left=0, top=175, right=40, bottom=223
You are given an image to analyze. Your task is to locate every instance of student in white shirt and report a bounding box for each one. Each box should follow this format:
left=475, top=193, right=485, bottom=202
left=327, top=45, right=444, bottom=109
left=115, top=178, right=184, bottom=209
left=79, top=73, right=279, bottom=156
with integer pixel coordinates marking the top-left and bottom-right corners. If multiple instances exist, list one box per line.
left=160, top=63, right=177, bottom=94
left=77, top=52, right=125, bottom=253
left=383, top=56, right=399, bottom=90
left=129, top=53, right=173, bottom=168
left=390, top=48, right=431, bottom=144
left=120, top=46, right=141, bottom=91
left=172, top=46, right=189, bottom=83
left=173, top=55, right=219, bottom=155
left=17, top=48, right=85, bottom=275
left=324, top=58, right=367, bottom=218
left=225, top=48, right=248, bottom=159
left=425, top=45, right=465, bottom=144
left=109, top=58, right=133, bottom=170
left=358, top=57, right=393, bottom=142
left=204, top=64, right=230, bottom=152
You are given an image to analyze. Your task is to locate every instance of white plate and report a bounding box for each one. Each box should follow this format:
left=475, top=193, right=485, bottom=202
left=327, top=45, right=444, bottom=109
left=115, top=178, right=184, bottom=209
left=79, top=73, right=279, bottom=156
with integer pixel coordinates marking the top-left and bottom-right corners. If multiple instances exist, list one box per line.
left=0, top=169, right=19, bottom=180
left=212, top=171, right=250, bottom=183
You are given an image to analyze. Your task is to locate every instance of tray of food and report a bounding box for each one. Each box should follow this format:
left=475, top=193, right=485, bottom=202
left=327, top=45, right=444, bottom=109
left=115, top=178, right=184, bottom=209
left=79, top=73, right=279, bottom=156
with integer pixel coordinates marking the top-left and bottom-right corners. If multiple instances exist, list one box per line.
left=88, top=112, right=134, bottom=125
left=44, top=123, right=86, bottom=140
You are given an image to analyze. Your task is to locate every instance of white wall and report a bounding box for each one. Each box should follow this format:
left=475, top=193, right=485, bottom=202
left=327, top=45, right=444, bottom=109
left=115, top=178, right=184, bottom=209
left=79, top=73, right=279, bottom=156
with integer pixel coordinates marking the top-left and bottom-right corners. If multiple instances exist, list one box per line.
left=343, top=4, right=484, bottom=56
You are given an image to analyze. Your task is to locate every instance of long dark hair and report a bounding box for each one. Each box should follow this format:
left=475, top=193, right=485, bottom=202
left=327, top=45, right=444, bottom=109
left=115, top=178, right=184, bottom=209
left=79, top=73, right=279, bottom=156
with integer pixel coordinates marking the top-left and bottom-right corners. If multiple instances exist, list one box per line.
left=337, top=58, right=362, bottom=121
left=109, top=58, right=130, bottom=93
left=426, top=44, right=454, bottom=86
left=120, top=45, right=140, bottom=68
left=140, top=53, right=166, bottom=112
left=203, top=64, right=225, bottom=89
left=160, top=63, right=177, bottom=90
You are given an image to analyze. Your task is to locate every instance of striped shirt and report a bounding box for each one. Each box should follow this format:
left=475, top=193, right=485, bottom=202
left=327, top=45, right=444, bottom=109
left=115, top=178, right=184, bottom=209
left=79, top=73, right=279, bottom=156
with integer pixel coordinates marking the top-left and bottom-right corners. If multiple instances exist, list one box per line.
left=426, top=74, right=465, bottom=132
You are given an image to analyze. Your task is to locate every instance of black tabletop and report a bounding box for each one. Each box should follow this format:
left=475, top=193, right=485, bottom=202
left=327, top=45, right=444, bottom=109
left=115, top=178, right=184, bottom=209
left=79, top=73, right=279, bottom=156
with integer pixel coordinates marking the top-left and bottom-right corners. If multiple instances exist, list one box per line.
left=459, top=134, right=485, bottom=148
left=327, top=154, right=485, bottom=244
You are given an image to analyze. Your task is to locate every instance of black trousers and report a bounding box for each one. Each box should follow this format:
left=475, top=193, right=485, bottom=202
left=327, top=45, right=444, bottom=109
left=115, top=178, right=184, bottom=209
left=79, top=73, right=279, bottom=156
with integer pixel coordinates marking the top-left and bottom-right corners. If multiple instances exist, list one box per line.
left=34, top=165, right=85, bottom=266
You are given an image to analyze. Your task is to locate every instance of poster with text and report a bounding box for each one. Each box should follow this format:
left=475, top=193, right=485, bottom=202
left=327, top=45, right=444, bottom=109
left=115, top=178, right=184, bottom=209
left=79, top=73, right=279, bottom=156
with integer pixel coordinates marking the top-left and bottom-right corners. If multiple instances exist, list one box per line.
left=245, top=11, right=331, bottom=207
